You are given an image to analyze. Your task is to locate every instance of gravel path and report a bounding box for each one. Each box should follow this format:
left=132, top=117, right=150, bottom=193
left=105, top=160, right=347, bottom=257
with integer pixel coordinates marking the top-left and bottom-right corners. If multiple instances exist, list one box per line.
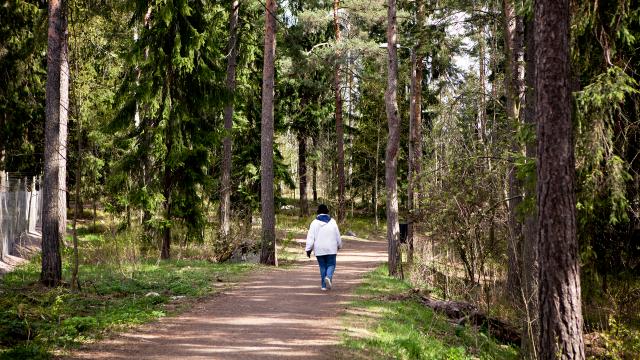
left=65, top=236, right=387, bottom=359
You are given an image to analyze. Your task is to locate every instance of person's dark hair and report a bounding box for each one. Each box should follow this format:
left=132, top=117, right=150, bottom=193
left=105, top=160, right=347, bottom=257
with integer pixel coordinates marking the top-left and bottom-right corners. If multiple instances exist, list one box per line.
left=317, top=204, right=329, bottom=215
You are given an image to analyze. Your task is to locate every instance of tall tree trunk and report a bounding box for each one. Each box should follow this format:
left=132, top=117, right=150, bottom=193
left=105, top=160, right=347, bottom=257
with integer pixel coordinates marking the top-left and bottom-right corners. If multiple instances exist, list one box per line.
left=140, top=7, right=153, bottom=251
left=70, top=24, right=82, bottom=290
left=0, top=115, right=5, bottom=191
left=162, top=109, right=173, bottom=260
left=333, top=0, right=345, bottom=223
left=259, top=0, right=277, bottom=266
left=385, top=0, right=401, bottom=278
left=489, top=0, right=498, bottom=159
left=520, top=15, right=539, bottom=360
left=347, top=52, right=354, bottom=219
left=298, top=132, right=308, bottom=216
left=407, top=50, right=420, bottom=265
left=41, top=0, right=68, bottom=287
left=220, top=0, right=239, bottom=241
left=0, top=147, right=4, bottom=260
left=535, top=0, right=585, bottom=357
left=161, top=40, right=174, bottom=260
left=0, top=146, right=5, bottom=259
left=161, top=197, right=171, bottom=259
left=71, top=118, right=81, bottom=290
left=503, top=0, right=525, bottom=302
left=477, top=5, right=487, bottom=144
left=375, top=123, right=380, bottom=229
left=312, top=136, right=318, bottom=203
left=407, top=0, right=425, bottom=265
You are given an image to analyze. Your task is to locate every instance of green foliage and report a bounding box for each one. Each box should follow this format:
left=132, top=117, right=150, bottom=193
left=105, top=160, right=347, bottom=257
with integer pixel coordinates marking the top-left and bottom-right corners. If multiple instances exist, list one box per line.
left=0, top=344, right=50, bottom=360
left=340, top=265, right=518, bottom=359
left=574, top=64, right=639, bottom=280
left=601, top=316, right=640, bottom=359
left=66, top=0, right=129, bottom=217
left=576, top=66, right=637, bottom=226
left=106, top=0, right=230, bottom=250
left=0, top=0, right=46, bottom=174
left=0, top=248, right=254, bottom=356
left=2, top=0, right=639, bottom=355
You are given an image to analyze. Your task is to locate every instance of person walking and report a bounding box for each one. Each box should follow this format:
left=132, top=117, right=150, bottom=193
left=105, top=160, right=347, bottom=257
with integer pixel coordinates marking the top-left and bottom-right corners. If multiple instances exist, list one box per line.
left=305, top=204, right=342, bottom=291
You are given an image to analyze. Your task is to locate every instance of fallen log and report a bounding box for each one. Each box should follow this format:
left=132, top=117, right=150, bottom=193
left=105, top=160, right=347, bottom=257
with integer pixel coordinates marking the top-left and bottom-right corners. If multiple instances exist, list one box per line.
left=408, top=289, right=521, bottom=345
left=460, top=312, right=521, bottom=345
left=417, top=296, right=479, bottom=319
left=400, top=290, right=608, bottom=355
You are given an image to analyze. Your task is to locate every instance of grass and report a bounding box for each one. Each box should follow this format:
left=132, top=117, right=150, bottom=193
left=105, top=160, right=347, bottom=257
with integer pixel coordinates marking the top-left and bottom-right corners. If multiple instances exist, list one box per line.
left=0, top=209, right=524, bottom=359
left=0, top=246, right=254, bottom=359
left=0, top=208, right=329, bottom=359
left=339, top=265, right=519, bottom=360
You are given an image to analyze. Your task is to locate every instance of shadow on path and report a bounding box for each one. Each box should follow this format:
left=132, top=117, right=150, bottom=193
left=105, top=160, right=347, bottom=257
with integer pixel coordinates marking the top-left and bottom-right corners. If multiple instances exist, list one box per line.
left=65, top=237, right=387, bottom=360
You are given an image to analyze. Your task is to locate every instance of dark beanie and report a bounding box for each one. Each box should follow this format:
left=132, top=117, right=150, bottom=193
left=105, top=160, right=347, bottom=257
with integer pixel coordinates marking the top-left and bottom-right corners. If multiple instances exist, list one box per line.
left=317, top=204, right=329, bottom=215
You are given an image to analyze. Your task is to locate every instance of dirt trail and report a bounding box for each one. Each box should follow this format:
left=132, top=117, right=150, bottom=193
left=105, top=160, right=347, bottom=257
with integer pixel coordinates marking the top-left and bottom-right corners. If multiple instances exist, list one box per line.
left=66, top=237, right=387, bottom=359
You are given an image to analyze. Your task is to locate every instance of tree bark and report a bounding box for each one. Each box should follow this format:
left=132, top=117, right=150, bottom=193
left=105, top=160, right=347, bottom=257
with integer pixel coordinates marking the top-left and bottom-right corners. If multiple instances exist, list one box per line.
left=259, top=0, right=277, bottom=266
left=520, top=15, right=539, bottom=360
left=312, top=136, right=318, bottom=203
left=71, top=122, right=81, bottom=291
left=478, top=19, right=487, bottom=144
left=407, top=0, right=425, bottom=265
left=0, top=147, right=5, bottom=259
left=503, top=0, right=525, bottom=302
left=161, top=185, right=171, bottom=260
left=298, top=132, right=308, bottom=216
left=385, top=0, right=401, bottom=278
left=161, top=23, right=175, bottom=260
left=333, top=0, right=345, bottom=223
left=162, top=111, right=173, bottom=260
left=407, top=50, right=423, bottom=265
left=71, top=46, right=82, bottom=291
left=0, top=115, right=5, bottom=189
left=220, top=0, right=239, bottom=242
left=140, top=7, right=154, bottom=251
left=535, top=0, right=585, bottom=358
left=407, top=50, right=417, bottom=264
left=375, top=123, right=380, bottom=229
left=41, top=0, right=68, bottom=287
left=0, top=148, right=4, bottom=260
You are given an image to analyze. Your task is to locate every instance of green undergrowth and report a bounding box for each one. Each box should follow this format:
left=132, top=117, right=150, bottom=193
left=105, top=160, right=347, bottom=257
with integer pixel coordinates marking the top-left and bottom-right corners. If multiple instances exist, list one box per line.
left=339, top=265, right=519, bottom=360
left=0, top=256, right=254, bottom=359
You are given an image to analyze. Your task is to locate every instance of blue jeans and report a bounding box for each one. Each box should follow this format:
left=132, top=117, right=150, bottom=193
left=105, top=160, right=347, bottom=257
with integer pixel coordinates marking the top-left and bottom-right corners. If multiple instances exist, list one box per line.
left=316, top=254, right=337, bottom=288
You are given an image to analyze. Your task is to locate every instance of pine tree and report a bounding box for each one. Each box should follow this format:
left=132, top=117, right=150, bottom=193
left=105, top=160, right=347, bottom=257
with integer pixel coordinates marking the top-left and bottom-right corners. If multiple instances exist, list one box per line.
left=41, top=0, right=69, bottom=287
left=111, top=0, right=227, bottom=259
left=332, top=0, right=346, bottom=223
left=503, top=0, right=525, bottom=303
left=260, top=0, right=278, bottom=266
left=535, top=0, right=585, bottom=357
left=220, top=0, right=239, bottom=244
left=385, top=0, right=401, bottom=278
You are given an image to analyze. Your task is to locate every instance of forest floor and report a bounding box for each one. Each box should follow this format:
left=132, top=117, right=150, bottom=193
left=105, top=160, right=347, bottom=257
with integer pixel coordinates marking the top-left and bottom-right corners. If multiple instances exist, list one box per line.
left=62, top=235, right=387, bottom=359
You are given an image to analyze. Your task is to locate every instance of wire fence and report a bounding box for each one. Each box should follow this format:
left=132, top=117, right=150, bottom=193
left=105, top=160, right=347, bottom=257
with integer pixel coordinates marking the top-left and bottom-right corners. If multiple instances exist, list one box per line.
left=0, top=173, right=42, bottom=260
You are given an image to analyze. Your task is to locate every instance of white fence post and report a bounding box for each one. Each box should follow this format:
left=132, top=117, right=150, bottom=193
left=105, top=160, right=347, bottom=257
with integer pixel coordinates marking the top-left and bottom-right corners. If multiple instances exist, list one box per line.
left=0, top=173, right=43, bottom=261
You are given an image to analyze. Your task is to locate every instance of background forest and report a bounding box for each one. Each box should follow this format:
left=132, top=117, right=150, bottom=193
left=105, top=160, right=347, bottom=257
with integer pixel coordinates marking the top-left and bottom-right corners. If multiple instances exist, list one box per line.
left=1, top=0, right=639, bottom=358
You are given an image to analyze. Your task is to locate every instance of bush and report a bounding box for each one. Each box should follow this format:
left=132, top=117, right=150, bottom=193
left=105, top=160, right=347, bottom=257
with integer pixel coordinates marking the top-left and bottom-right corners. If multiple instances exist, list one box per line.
left=0, top=344, right=50, bottom=360
left=0, top=311, right=32, bottom=346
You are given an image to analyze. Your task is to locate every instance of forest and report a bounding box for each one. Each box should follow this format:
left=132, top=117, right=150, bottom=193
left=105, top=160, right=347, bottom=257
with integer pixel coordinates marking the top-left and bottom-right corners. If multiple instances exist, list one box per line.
left=1, top=0, right=639, bottom=359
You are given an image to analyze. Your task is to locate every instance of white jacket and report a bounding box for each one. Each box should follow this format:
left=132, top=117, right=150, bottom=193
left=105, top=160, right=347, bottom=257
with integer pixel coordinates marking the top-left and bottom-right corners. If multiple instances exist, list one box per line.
left=305, top=217, right=342, bottom=256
